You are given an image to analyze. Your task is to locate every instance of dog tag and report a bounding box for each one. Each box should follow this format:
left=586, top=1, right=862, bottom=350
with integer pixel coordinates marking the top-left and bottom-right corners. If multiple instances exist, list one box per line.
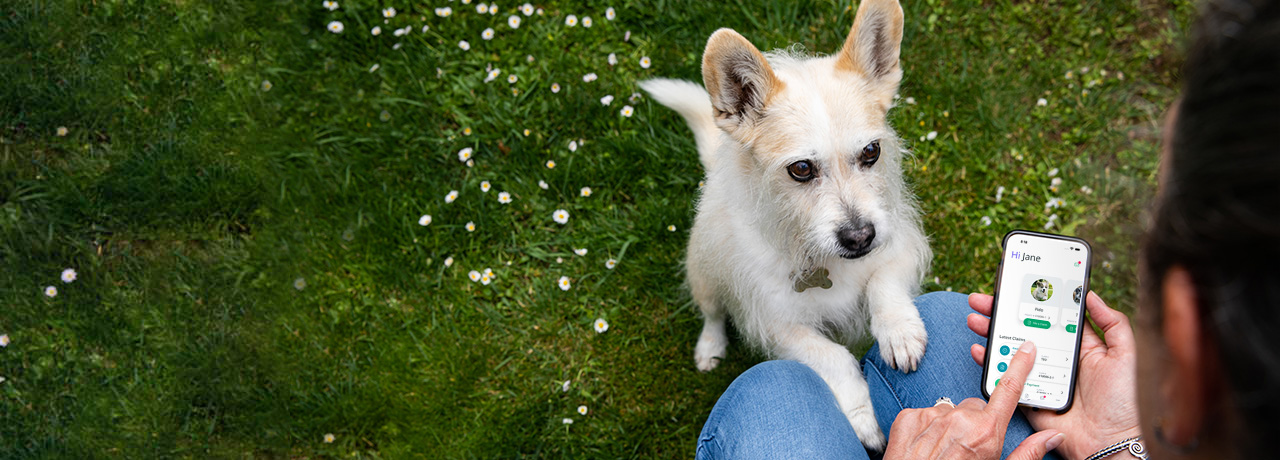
left=793, top=267, right=833, bottom=292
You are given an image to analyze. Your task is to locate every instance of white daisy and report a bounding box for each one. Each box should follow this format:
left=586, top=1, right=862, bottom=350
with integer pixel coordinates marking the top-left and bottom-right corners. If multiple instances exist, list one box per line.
left=55, top=126, right=69, bottom=136
left=508, top=74, right=518, bottom=84
left=61, top=268, right=77, bottom=283
left=539, top=180, right=549, bottom=190
left=582, top=73, right=597, bottom=82
left=580, top=186, right=592, bottom=197
left=382, top=7, right=395, bottom=18
left=294, top=277, right=306, bottom=290
left=369, top=63, right=380, bottom=73
left=418, top=214, right=432, bottom=226
left=444, top=256, right=454, bottom=267
left=667, top=224, right=676, bottom=232
left=1044, top=213, right=1059, bottom=230
left=605, top=259, right=617, bottom=269
left=521, top=3, right=534, bottom=16
left=569, top=140, right=578, bottom=152
left=422, top=25, right=429, bottom=32
left=1103, top=260, right=1112, bottom=269
left=606, top=7, right=616, bottom=20
left=371, top=26, right=382, bottom=36
left=558, top=276, right=572, bottom=291
left=0, top=334, right=9, bottom=347
left=620, top=105, right=634, bottom=117
left=463, top=127, right=473, bottom=136
left=574, top=248, right=588, bottom=256
left=327, top=21, right=344, bottom=33
left=551, top=83, right=561, bottom=93
left=980, top=216, right=992, bottom=227
left=1037, top=98, right=1048, bottom=107
left=995, top=185, right=1005, bottom=203
left=565, top=14, right=578, bottom=26
left=458, top=147, right=473, bottom=162
left=1080, top=185, right=1094, bottom=195
left=485, top=68, right=501, bottom=83
left=498, top=192, right=512, bottom=204
left=489, top=4, right=498, bottom=14
left=445, top=190, right=459, bottom=203
left=640, top=56, right=651, bottom=68
left=563, top=418, right=574, bottom=425
left=480, top=181, right=491, bottom=192
left=583, top=16, right=592, bottom=27
left=324, top=433, right=335, bottom=443
left=1048, top=168, right=1059, bottom=177
left=435, top=7, right=453, bottom=17
left=466, top=221, right=477, bottom=232
left=600, top=95, right=614, bottom=106
left=562, top=380, right=571, bottom=392
left=593, top=318, right=609, bottom=333
left=459, top=40, right=471, bottom=50
left=629, top=92, right=642, bottom=103
left=1050, top=177, right=1063, bottom=192
left=545, top=160, right=556, bottom=169
left=926, top=131, right=938, bottom=141
left=477, top=3, right=489, bottom=14
left=44, top=286, right=57, bottom=297
left=392, top=42, right=402, bottom=50
left=508, top=15, right=521, bottom=28
left=624, top=30, right=631, bottom=41
left=537, top=8, right=544, bottom=15
left=553, top=209, right=569, bottom=224
left=482, top=28, right=495, bottom=40
left=469, top=270, right=482, bottom=282
left=484, top=268, right=493, bottom=278
left=578, top=405, right=589, bottom=415
left=904, top=96, right=916, bottom=105
left=608, top=53, right=617, bottom=66
left=1045, top=197, right=1065, bottom=210
left=323, top=1, right=339, bottom=11
left=480, top=273, right=492, bottom=285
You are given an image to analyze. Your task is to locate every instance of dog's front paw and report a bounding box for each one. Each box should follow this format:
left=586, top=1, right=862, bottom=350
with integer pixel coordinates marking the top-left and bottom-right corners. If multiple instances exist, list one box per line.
left=873, top=311, right=928, bottom=372
left=693, top=329, right=727, bottom=372
left=845, top=403, right=886, bottom=451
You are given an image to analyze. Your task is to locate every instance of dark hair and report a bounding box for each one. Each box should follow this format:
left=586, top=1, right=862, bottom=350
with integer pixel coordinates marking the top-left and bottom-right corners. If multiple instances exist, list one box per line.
left=1141, top=0, right=1280, bottom=456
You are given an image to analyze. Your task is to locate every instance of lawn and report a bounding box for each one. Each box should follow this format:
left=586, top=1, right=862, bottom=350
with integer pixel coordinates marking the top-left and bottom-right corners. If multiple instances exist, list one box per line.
left=1, top=0, right=1192, bottom=457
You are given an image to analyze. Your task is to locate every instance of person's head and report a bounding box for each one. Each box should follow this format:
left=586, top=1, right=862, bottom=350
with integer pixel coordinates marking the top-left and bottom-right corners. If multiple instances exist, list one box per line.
left=1137, top=0, right=1280, bottom=458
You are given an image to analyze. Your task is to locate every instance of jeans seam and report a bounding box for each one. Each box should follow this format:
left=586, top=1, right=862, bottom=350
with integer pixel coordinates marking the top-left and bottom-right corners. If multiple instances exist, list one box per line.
left=866, top=358, right=906, bottom=413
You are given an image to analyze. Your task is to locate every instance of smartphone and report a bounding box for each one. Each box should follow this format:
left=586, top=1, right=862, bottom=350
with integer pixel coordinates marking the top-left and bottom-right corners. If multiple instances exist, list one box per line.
left=981, top=230, right=1091, bottom=412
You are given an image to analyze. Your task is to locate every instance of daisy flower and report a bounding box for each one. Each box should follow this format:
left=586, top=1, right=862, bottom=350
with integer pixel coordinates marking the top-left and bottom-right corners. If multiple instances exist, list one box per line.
left=606, top=7, right=616, bottom=20
left=54, top=126, right=70, bottom=137
left=371, top=26, right=382, bottom=36
left=481, top=273, right=492, bottom=285
left=629, top=92, right=643, bottom=103
left=508, top=74, right=518, bottom=84
left=582, top=73, right=598, bottom=82
left=558, top=276, right=571, bottom=291
left=553, top=209, right=570, bottom=224
left=1080, top=185, right=1094, bottom=195
left=1044, top=197, right=1065, bottom=210
left=606, top=258, right=617, bottom=269
left=327, top=21, right=344, bottom=33
left=294, top=277, right=307, bottom=290
left=1048, top=168, right=1059, bottom=177
left=624, top=30, right=631, bottom=41
left=382, top=7, right=396, bottom=18
left=565, top=14, right=578, bottom=26
left=482, top=28, right=495, bottom=40
left=608, top=53, right=617, bottom=66
left=551, top=83, right=561, bottom=93
left=459, top=40, right=471, bottom=50
left=593, top=318, right=609, bottom=333
left=667, top=224, right=677, bottom=232
left=545, top=160, right=556, bottom=169
left=444, top=256, right=454, bottom=267
left=260, top=80, right=272, bottom=91
left=563, top=418, right=574, bottom=425
left=422, top=25, right=429, bottom=32
left=639, top=56, right=651, bottom=68
left=508, top=15, right=521, bottom=28
left=573, top=248, right=588, bottom=256
left=458, top=147, right=473, bottom=162
left=1044, top=213, right=1059, bottom=230
left=418, top=214, right=432, bottom=226
left=578, top=405, right=588, bottom=415
left=521, top=3, right=534, bottom=15
left=445, top=190, right=459, bottom=203
left=480, top=181, right=491, bottom=192
left=569, top=140, right=578, bottom=152
left=477, top=3, right=489, bottom=14
left=469, top=270, right=482, bottom=282
left=926, top=131, right=938, bottom=141
left=562, top=380, right=571, bottom=392
left=463, top=127, right=472, bottom=136
left=1050, top=177, right=1063, bottom=192
left=582, top=16, right=592, bottom=27
left=435, top=7, right=452, bottom=17
left=0, top=334, right=9, bottom=347
left=580, top=186, right=592, bottom=197
left=995, top=185, right=1006, bottom=203
left=1037, top=98, right=1048, bottom=107
left=485, top=68, right=501, bottom=82
left=498, top=192, right=512, bottom=204
left=489, top=4, right=498, bottom=14
left=698, top=180, right=706, bottom=188
left=980, top=216, right=993, bottom=227
left=323, top=1, right=339, bottom=11
left=369, top=63, right=380, bottom=72
left=538, top=180, right=549, bottom=189
left=620, top=105, right=634, bottom=117
left=600, top=95, right=614, bottom=106
left=466, top=221, right=476, bottom=232
left=61, top=268, right=77, bottom=283
left=44, top=286, right=57, bottom=297
left=324, top=433, right=335, bottom=443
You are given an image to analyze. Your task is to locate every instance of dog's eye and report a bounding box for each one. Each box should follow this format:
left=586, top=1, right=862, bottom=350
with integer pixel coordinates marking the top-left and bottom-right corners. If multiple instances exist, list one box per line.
left=787, top=160, right=816, bottom=182
left=860, top=141, right=881, bottom=166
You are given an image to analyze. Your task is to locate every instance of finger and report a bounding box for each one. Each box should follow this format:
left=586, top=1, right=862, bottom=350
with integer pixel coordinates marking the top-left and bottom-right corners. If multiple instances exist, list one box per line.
left=967, top=312, right=991, bottom=337
left=986, top=341, right=1036, bottom=416
left=971, top=343, right=986, bottom=366
left=1007, top=430, right=1065, bottom=460
left=1085, top=291, right=1136, bottom=352
left=968, top=292, right=994, bottom=316
left=957, top=397, right=986, bottom=411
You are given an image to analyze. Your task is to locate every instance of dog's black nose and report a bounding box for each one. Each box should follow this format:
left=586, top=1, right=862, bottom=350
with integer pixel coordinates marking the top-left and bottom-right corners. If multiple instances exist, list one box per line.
left=837, top=223, right=876, bottom=255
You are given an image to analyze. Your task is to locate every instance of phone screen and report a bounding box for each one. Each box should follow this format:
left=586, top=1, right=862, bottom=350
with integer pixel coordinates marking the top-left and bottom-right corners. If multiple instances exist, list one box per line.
left=983, top=231, right=1090, bottom=411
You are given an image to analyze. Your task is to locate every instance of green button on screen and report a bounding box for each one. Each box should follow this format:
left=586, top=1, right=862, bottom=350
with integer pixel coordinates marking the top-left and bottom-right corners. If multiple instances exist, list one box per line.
left=1023, top=318, right=1051, bottom=329
left=1066, top=324, right=1077, bottom=333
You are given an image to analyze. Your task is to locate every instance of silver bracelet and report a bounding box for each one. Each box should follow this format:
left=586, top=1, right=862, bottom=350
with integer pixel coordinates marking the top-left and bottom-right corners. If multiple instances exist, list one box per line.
left=1083, top=436, right=1148, bottom=460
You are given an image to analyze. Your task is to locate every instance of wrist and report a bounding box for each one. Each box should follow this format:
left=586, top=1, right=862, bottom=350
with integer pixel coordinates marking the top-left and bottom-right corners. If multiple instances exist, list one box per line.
left=1063, top=427, right=1144, bottom=460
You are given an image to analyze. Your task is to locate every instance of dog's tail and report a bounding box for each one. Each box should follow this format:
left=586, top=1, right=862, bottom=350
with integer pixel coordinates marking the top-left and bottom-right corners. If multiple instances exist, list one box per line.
left=639, top=78, right=720, bottom=170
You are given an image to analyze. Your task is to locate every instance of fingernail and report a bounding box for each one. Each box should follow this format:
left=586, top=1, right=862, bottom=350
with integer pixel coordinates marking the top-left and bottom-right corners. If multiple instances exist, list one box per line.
left=1045, top=433, right=1065, bottom=451
left=1018, top=341, right=1036, bottom=354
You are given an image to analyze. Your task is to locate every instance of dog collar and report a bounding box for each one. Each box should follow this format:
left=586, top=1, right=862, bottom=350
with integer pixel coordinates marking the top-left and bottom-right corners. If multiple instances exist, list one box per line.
left=793, top=266, right=833, bottom=292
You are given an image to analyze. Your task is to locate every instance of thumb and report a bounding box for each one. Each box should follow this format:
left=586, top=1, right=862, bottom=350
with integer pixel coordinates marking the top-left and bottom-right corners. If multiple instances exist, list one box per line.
left=1007, top=430, right=1065, bottom=460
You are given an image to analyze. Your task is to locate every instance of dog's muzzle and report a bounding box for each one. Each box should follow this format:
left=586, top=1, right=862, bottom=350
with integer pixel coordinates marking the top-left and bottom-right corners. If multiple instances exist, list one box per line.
left=836, top=223, right=876, bottom=259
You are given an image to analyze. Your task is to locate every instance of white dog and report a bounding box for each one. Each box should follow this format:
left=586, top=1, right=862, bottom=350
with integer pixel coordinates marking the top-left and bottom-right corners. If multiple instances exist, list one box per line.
left=640, top=0, right=930, bottom=449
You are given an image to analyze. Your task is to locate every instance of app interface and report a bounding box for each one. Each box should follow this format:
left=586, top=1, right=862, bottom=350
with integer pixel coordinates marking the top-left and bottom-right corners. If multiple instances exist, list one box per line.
left=985, top=234, right=1088, bottom=410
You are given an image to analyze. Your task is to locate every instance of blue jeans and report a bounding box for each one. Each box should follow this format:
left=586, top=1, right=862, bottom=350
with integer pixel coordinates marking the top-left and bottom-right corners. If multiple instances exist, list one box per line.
left=695, top=292, right=1063, bottom=460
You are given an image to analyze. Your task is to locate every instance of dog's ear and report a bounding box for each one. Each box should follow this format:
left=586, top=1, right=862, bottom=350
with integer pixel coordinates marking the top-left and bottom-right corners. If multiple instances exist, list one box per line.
left=837, top=0, right=904, bottom=104
left=702, top=28, right=784, bottom=134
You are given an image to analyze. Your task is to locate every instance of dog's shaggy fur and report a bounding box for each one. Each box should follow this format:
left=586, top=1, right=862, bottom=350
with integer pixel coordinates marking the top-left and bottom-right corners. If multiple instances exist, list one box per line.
left=640, top=0, right=931, bottom=449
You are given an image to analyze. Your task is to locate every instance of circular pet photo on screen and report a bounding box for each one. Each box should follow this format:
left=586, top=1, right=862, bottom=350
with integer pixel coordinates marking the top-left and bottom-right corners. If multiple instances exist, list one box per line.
left=1030, top=279, right=1053, bottom=301
left=1073, top=286, right=1084, bottom=305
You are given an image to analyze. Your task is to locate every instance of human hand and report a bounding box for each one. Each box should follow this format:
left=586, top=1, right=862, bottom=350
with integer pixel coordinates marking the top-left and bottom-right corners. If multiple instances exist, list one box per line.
left=967, top=291, right=1142, bottom=460
left=884, top=341, right=1065, bottom=460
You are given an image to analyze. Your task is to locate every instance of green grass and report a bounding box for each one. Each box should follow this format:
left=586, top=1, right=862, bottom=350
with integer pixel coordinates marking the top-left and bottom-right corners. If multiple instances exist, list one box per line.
left=2, top=0, right=1192, bottom=457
